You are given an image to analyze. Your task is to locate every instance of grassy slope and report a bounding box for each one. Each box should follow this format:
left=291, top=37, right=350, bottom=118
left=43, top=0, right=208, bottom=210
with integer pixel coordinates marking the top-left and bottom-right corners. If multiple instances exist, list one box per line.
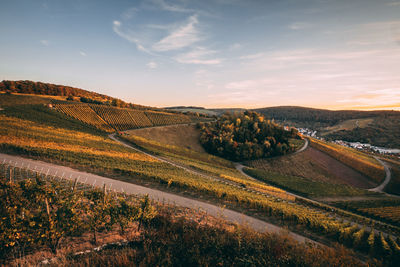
left=125, top=124, right=206, bottom=153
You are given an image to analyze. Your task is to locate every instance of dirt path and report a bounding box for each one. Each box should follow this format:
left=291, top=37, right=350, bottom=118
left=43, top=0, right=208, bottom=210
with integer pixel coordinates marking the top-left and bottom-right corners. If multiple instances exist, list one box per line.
left=0, top=152, right=316, bottom=245
left=110, top=134, right=243, bottom=188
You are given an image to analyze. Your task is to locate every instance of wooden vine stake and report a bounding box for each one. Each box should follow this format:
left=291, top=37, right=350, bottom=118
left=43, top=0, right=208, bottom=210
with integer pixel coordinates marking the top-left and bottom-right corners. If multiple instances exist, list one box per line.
left=72, top=178, right=78, bottom=192
left=9, top=168, right=13, bottom=184
left=103, top=183, right=107, bottom=205
left=45, top=197, right=50, bottom=216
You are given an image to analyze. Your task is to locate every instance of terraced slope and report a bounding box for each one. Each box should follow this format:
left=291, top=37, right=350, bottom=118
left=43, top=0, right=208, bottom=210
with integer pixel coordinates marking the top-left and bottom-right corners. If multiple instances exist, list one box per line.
left=53, top=103, right=194, bottom=131
left=145, top=110, right=192, bottom=125
left=54, top=104, right=114, bottom=132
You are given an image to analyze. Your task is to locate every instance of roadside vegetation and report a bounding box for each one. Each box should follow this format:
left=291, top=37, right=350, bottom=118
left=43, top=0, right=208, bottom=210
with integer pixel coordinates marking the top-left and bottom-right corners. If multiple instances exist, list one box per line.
left=1, top=170, right=367, bottom=267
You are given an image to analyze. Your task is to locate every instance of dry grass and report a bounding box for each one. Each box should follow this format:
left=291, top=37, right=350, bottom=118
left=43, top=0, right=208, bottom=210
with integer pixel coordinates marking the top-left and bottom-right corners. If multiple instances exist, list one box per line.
left=247, top=149, right=339, bottom=184
left=125, top=124, right=205, bottom=153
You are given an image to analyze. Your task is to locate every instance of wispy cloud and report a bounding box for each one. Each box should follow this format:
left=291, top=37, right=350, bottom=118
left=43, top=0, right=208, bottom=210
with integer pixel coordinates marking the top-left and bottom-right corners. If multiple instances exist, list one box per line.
left=79, top=51, right=87, bottom=56
left=239, top=52, right=264, bottom=60
left=289, top=22, right=312, bottom=30
left=112, top=20, right=155, bottom=55
left=152, top=15, right=201, bottom=51
left=174, top=47, right=221, bottom=65
left=146, top=61, right=158, bottom=69
left=387, top=1, right=400, bottom=6
left=344, top=20, right=400, bottom=46
left=40, top=40, right=49, bottom=46
left=152, top=0, right=193, bottom=13
left=121, top=7, right=138, bottom=20
left=229, top=43, right=242, bottom=51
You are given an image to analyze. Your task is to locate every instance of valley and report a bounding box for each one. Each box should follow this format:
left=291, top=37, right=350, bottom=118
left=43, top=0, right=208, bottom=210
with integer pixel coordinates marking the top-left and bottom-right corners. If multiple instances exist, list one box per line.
left=1, top=90, right=400, bottom=266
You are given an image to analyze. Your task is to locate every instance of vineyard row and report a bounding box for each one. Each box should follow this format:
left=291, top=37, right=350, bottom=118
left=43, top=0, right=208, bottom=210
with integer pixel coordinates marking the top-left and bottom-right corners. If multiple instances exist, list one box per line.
left=53, top=103, right=202, bottom=131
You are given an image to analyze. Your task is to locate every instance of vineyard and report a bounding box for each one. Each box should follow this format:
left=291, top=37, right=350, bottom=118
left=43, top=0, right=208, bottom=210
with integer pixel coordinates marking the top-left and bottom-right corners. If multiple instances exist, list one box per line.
left=1, top=164, right=367, bottom=266
left=332, top=199, right=400, bottom=227
left=309, top=138, right=384, bottom=184
left=0, top=163, right=157, bottom=262
left=2, top=160, right=400, bottom=265
left=53, top=103, right=199, bottom=131
left=242, top=167, right=374, bottom=198
left=121, top=132, right=400, bottom=264
left=2, top=96, right=400, bottom=265
left=54, top=104, right=114, bottom=132
left=145, top=110, right=192, bottom=126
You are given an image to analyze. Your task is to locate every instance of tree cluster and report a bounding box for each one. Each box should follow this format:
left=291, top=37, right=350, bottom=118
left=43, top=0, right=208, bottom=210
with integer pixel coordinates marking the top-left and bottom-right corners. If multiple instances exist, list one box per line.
left=198, top=111, right=298, bottom=161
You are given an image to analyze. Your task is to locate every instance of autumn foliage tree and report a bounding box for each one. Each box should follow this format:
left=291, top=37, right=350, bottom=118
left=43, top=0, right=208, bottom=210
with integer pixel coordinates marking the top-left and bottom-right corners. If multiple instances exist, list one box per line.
left=198, top=111, right=298, bottom=161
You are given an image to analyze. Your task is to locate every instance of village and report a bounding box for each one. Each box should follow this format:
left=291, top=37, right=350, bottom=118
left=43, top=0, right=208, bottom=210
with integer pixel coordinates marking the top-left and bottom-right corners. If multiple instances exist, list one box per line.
left=297, top=127, right=400, bottom=156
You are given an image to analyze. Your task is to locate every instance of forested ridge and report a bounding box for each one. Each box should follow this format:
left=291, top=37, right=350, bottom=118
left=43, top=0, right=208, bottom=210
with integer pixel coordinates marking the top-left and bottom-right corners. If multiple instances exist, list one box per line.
left=0, top=80, right=113, bottom=100
left=0, top=80, right=153, bottom=109
left=254, top=106, right=399, bottom=125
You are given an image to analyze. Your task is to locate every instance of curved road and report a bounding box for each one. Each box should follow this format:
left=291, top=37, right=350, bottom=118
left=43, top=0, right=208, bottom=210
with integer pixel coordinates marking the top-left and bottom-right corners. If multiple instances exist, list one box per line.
left=295, top=138, right=309, bottom=154
left=368, top=156, right=392, bottom=193
left=0, top=152, right=315, bottom=245
left=234, top=138, right=309, bottom=201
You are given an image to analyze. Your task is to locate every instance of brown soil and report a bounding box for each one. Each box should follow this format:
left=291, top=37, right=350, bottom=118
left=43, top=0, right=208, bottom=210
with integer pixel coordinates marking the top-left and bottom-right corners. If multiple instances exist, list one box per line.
left=306, top=147, right=377, bottom=189
left=125, top=124, right=205, bottom=153
left=248, top=147, right=377, bottom=189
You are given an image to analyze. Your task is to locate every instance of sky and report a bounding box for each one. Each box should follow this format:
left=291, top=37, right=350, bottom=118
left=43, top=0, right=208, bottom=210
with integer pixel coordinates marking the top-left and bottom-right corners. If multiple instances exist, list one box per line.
left=0, top=0, right=399, bottom=110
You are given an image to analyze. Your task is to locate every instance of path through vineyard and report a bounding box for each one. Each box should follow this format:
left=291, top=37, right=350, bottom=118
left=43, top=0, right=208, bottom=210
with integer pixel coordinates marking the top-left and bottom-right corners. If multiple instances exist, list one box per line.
left=111, top=131, right=397, bottom=239
left=0, top=152, right=316, bottom=245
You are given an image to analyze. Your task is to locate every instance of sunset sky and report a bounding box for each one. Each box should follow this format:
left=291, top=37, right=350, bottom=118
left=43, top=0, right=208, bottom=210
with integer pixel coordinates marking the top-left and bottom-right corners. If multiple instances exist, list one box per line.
left=0, top=0, right=399, bottom=110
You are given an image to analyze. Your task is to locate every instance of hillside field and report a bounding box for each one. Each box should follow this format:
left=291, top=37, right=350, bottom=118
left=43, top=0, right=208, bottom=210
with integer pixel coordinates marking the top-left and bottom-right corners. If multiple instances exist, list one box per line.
left=1, top=93, right=400, bottom=266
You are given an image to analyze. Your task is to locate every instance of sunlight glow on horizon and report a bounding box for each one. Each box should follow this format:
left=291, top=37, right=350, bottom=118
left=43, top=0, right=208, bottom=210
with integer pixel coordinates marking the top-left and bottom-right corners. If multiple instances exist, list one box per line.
left=0, top=0, right=399, bottom=110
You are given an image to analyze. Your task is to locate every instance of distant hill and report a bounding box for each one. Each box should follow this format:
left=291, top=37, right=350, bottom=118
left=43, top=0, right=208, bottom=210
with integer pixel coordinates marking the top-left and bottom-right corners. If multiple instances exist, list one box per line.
left=254, top=106, right=400, bottom=149
left=254, top=106, right=399, bottom=125
left=165, top=106, right=206, bottom=110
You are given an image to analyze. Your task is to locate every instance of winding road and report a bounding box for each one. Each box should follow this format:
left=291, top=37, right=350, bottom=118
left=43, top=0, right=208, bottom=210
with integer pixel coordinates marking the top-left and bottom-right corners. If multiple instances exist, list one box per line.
left=0, top=152, right=316, bottom=245
left=1, top=131, right=394, bottom=248
left=368, top=156, right=392, bottom=193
